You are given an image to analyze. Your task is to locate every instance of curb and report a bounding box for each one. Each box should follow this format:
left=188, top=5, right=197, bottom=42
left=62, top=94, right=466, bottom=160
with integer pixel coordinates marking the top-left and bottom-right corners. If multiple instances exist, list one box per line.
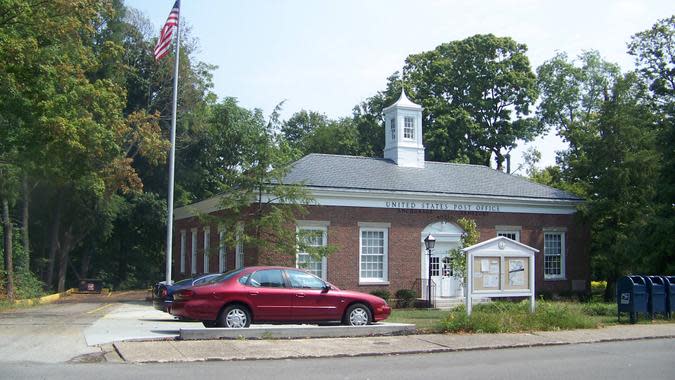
left=112, top=331, right=675, bottom=364
left=13, top=288, right=77, bottom=306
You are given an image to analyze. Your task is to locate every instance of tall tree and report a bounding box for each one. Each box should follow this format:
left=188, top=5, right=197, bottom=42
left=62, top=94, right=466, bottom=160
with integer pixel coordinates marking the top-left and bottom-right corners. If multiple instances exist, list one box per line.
left=201, top=99, right=316, bottom=264
left=281, top=110, right=328, bottom=150
left=402, top=34, right=541, bottom=169
left=627, top=16, right=675, bottom=274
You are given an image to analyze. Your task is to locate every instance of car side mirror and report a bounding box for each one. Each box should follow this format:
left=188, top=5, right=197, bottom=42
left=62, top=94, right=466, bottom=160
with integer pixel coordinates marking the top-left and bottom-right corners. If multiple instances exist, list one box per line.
left=321, top=284, right=331, bottom=293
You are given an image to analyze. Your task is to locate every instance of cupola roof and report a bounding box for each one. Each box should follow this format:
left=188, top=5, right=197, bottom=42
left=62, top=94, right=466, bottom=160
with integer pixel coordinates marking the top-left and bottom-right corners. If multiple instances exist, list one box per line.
left=383, top=88, right=421, bottom=112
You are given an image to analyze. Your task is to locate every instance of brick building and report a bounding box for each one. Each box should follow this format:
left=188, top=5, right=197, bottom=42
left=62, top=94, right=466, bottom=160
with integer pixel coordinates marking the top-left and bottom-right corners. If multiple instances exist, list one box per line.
left=173, top=90, right=589, bottom=300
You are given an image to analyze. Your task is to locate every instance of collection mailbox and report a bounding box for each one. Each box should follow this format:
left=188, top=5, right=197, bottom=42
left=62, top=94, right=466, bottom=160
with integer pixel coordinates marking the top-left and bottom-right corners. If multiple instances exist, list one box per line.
left=644, top=275, right=667, bottom=316
left=663, top=276, right=675, bottom=318
left=617, top=275, right=648, bottom=324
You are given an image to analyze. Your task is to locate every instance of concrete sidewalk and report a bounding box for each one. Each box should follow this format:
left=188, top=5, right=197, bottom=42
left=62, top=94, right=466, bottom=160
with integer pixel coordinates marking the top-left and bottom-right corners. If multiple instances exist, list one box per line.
left=113, top=323, right=675, bottom=363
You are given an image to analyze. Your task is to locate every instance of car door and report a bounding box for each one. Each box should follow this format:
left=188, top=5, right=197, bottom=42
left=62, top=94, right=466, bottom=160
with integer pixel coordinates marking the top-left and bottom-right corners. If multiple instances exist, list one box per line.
left=286, top=269, right=341, bottom=321
left=244, top=269, right=294, bottom=321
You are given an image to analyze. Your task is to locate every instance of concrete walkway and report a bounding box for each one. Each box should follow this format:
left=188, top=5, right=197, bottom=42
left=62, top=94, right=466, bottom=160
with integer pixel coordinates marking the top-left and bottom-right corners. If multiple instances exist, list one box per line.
left=113, top=323, right=675, bottom=363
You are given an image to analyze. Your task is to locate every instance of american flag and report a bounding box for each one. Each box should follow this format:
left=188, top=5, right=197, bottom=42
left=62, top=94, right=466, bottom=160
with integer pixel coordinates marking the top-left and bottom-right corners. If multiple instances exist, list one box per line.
left=154, top=0, right=180, bottom=61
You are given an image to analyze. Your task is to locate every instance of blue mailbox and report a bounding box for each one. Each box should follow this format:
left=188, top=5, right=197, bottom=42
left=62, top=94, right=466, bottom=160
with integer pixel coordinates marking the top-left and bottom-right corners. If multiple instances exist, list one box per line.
left=617, top=275, right=648, bottom=324
left=644, top=275, right=667, bottom=317
left=662, top=275, right=675, bottom=319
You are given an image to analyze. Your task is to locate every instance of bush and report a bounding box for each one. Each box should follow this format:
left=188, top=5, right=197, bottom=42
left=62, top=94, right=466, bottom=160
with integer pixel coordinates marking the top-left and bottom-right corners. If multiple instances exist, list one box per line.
left=394, top=289, right=417, bottom=308
left=370, top=289, right=390, bottom=301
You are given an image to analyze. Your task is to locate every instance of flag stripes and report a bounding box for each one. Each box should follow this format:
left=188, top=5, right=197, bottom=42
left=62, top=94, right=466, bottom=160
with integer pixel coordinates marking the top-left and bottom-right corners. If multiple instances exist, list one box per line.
left=154, top=0, right=180, bottom=61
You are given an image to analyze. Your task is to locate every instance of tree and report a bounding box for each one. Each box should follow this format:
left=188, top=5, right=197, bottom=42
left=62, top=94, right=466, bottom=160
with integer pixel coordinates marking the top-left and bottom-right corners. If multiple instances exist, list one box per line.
left=627, top=16, right=675, bottom=274
left=302, top=118, right=362, bottom=156
left=281, top=110, right=328, bottom=149
left=402, top=34, right=541, bottom=169
left=201, top=100, right=318, bottom=263
left=448, top=218, right=480, bottom=283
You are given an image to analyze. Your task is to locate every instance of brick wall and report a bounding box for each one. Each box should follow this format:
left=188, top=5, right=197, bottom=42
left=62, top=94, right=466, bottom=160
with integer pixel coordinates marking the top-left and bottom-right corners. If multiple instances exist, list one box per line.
left=172, top=205, right=590, bottom=295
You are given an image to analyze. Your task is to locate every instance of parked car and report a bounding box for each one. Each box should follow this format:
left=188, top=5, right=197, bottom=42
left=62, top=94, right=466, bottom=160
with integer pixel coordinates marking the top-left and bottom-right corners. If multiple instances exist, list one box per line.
left=153, top=273, right=221, bottom=313
left=170, top=266, right=391, bottom=328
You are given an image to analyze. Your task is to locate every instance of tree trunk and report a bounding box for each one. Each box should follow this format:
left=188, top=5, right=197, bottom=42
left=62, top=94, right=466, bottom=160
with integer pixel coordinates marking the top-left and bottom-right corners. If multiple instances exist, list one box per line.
left=21, top=175, right=30, bottom=270
left=46, top=195, right=63, bottom=289
left=80, top=244, right=92, bottom=280
left=2, top=199, right=15, bottom=302
left=603, top=274, right=617, bottom=302
left=57, top=227, right=73, bottom=293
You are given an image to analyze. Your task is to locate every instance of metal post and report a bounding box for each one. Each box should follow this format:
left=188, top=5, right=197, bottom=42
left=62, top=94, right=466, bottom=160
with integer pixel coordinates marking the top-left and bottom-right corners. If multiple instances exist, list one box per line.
left=427, top=249, right=432, bottom=308
left=164, top=15, right=181, bottom=286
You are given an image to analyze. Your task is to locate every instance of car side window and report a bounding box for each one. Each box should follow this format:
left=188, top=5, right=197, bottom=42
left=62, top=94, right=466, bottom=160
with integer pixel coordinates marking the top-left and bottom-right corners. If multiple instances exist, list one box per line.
left=194, top=276, right=212, bottom=285
left=286, top=270, right=325, bottom=290
left=248, top=269, right=285, bottom=288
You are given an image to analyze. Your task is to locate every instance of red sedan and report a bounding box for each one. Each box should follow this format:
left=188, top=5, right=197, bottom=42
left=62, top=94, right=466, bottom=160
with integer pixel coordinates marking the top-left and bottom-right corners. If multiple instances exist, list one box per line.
left=170, top=266, right=391, bottom=328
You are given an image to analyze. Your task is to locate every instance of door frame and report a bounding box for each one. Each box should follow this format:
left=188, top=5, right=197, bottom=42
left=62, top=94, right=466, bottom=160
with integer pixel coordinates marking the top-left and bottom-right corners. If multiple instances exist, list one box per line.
left=420, top=221, right=464, bottom=298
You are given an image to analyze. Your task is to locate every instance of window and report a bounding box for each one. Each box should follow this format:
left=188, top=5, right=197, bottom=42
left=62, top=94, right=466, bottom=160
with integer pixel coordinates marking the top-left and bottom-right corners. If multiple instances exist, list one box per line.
left=203, top=227, right=210, bottom=273
left=496, top=226, right=521, bottom=242
left=235, top=223, right=244, bottom=269
left=248, top=269, right=285, bottom=288
left=218, top=225, right=226, bottom=273
left=404, top=116, right=414, bottom=139
left=429, top=256, right=440, bottom=277
left=179, top=230, right=186, bottom=273
left=190, top=228, right=197, bottom=274
left=287, top=269, right=326, bottom=290
left=359, top=226, right=388, bottom=283
left=390, top=118, right=396, bottom=140
left=544, top=232, right=565, bottom=279
left=297, top=226, right=327, bottom=279
left=497, top=231, right=520, bottom=242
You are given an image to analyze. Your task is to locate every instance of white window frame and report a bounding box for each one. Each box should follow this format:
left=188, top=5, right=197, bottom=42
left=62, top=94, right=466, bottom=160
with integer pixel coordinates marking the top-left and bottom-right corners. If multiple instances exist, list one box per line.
left=358, top=222, right=389, bottom=284
left=235, top=223, right=244, bottom=269
left=179, top=230, right=186, bottom=273
left=203, top=226, right=210, bottom=273
left=296, top=225, right=328, bottom=280
left=404, top=116, right=414, bottom=139
left=544, top=230, right=566, bottom=280
left=218, top=225, right=226, bottom=273
left=496, top=226, right=521, bottom=242
left=190, top=228, right=197, bottom=274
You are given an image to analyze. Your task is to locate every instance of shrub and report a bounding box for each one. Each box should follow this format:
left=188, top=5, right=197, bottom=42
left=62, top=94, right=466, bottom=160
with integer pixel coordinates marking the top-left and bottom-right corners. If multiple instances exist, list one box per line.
left=370, top=289, right=390, bottom=301
left=394, top=289, right=417, bottom=308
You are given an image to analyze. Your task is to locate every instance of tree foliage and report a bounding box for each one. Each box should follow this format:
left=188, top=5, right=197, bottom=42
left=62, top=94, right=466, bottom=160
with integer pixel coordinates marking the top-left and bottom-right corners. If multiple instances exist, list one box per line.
left=403, top=34, right=541, bottom=169
left=449, top=218, right=480, bottom=282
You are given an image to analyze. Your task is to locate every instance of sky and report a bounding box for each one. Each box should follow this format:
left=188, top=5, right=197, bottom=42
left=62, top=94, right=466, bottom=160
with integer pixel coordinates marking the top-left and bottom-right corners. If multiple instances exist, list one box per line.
left=126, top=0, right=674, bottom=170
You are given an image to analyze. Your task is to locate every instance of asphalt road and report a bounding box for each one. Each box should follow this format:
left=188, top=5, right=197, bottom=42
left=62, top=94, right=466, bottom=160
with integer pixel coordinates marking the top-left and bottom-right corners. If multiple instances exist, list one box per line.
left=1, top=338, right=673, bottom=379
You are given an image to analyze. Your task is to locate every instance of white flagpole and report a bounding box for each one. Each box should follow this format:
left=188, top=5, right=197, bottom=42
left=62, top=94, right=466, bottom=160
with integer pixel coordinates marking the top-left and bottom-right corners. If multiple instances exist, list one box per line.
left=165, top=13, right=181, bottom=285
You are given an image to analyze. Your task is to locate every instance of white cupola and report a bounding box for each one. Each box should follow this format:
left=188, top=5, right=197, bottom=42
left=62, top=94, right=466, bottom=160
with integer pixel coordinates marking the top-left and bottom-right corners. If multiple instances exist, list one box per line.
left=382, top=89, right=425, bottom=168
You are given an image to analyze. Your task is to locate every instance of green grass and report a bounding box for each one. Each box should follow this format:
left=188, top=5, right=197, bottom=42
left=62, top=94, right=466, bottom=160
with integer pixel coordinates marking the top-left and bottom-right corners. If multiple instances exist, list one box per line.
left=388, top=308, right=449, bottom=332
left=388, top=300, right=670, bottom=334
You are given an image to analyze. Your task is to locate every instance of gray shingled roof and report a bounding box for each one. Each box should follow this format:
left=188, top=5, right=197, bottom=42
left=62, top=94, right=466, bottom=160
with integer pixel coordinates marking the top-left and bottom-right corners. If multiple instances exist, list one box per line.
left=283, top=154, right=581, bottom=201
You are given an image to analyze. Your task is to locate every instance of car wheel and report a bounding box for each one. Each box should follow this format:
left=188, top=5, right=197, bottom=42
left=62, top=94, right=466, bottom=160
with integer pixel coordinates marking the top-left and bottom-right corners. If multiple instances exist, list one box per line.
left=218, top=304, right=251, bottom=328
left=343, top=303, right=371, bottom=326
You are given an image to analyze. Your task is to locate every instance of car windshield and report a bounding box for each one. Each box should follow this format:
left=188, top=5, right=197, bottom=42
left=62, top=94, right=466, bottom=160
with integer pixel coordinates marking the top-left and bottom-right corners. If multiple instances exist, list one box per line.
left=207, top=268, right=246, bottom=284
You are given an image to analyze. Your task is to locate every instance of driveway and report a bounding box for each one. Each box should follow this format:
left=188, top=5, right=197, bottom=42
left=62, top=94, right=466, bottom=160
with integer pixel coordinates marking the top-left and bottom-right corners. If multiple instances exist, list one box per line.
left=0, top=290, right=197, bottom=363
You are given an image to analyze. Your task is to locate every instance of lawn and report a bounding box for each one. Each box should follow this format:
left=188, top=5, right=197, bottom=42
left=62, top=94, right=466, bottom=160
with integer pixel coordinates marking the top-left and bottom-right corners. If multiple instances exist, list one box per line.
left=388, top=300, right=670, bottom=334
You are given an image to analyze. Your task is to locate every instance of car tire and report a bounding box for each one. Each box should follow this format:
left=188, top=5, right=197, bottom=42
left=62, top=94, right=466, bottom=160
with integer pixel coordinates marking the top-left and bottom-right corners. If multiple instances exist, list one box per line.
left=343, top=303, right=372, bottom=326
left=217, top=304, right=251, bottom=328
left=202, top=320, right=217, bottom=328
